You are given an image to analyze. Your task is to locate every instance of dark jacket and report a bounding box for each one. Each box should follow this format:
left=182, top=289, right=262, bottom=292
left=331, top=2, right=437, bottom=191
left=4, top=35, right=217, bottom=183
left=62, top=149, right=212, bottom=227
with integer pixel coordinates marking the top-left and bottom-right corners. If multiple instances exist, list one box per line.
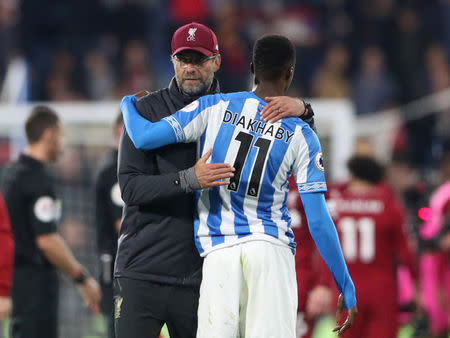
left=114, top=78, right=220, bottom=287
left=94, top=149, right=121, bottom=285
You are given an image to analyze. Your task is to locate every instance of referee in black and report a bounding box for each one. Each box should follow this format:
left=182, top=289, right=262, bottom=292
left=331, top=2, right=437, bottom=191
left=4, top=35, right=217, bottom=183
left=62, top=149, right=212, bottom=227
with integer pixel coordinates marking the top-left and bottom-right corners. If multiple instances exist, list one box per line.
left=1, top=106, right=101, bottom=338
left=94, top=113, right=124, bottom=338
left=114, top=22, right=315, bottom=338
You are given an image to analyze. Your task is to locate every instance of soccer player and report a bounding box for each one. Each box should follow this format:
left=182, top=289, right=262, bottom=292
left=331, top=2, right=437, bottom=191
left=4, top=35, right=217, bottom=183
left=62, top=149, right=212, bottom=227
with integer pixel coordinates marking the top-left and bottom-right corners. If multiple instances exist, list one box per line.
left=121, top=35, right=357, bottom=337
left=312, top=154, right=418, bottom=338
left=94, top=112, right=124, bottom=338
left=0, top=191, right=14, bottom=322
left=1, top=106, right=101, bottom=338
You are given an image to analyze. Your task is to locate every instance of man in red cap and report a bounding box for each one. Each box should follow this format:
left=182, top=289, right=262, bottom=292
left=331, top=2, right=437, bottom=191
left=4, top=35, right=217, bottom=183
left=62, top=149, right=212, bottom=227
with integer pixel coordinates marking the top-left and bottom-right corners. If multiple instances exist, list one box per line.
left=114, top=22, right=314, bottom=338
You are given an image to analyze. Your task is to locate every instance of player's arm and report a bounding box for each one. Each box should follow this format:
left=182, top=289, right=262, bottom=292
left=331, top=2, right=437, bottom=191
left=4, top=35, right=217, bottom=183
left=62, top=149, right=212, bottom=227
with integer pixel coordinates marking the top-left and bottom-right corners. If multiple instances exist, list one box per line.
left=293, top=127, right=356, bottom=335
left=300, top=192, right=357, bottom=335
left=300, top=193, right=356, bottom=307
left=0, top=193, right=13, bottom=321
left=121, top=95, right=177, bottom=150
left=27, top=186, right=101, bottom=310
left=260, top=96, right=315, bottom=130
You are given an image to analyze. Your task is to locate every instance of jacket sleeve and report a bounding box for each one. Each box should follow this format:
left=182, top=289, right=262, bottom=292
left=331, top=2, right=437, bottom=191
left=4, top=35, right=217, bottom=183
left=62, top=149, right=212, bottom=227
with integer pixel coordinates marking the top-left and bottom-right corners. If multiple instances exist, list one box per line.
left=118, top=128, right=188, bottom=206
left=0, top=192, right=14, bottom=297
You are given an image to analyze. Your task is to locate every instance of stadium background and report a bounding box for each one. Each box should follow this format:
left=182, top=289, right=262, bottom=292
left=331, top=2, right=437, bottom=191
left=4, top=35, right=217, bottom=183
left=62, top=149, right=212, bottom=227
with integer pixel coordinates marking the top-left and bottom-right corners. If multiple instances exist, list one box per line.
left=0, top=0, right=449, bottom=337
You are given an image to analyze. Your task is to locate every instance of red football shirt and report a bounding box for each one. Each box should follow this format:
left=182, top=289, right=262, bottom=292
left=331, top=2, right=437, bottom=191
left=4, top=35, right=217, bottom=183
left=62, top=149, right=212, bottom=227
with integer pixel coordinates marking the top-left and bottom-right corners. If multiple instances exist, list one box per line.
left=326, top=183, right=417, bottom=295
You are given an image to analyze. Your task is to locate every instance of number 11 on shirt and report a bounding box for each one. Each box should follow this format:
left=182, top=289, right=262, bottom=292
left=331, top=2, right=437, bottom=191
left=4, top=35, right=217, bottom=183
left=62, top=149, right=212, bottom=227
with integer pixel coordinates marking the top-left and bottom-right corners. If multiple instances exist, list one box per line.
left=227, top=131, right=271, bottom=198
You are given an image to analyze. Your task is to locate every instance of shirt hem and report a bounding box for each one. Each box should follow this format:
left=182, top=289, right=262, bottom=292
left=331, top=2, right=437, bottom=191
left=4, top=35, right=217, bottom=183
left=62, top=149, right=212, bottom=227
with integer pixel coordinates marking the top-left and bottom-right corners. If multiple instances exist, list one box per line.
left=199, top=233, right=295, bottom=257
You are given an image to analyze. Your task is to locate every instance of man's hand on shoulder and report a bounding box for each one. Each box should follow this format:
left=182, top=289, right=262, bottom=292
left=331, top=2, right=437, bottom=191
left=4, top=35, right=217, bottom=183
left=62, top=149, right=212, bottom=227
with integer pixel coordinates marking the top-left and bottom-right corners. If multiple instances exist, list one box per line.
left=194, top=150, right=235, bottom=189
left=260, top=96, right=307, bottom=123
left=333, top=293, right=358, bottom=336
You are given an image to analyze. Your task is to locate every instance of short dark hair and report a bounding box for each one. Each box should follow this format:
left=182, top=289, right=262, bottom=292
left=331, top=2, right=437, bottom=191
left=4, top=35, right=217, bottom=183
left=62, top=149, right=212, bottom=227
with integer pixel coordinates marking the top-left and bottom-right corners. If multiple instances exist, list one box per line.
left=25, top=106, right=60, bottom=144
left=347, top=155, right=385, bottom=184
left=253, top=35, right=295, bottom=83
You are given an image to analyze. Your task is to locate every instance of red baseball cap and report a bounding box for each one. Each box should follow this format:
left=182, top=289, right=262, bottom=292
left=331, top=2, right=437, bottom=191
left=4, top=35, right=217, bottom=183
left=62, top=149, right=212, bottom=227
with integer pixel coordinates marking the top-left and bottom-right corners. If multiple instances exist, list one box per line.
left=171, top=22, right=219, bottom=57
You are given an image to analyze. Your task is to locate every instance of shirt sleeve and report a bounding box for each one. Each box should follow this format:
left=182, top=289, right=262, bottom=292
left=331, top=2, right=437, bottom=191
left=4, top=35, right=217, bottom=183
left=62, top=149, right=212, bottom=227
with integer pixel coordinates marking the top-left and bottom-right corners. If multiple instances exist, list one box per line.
left=292, top=126, right=327, bottom=194
left=28, top=180, right=59, bottom=236
left=121, top=95, right=178, bottom=150
left=300, top=192, right=356, bottom=310
left=121, top=94, right=211, bottom=150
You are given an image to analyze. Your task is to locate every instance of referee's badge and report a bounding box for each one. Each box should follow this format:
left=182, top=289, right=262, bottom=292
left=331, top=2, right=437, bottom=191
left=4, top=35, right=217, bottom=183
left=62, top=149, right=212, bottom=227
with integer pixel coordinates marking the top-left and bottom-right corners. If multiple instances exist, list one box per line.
left=314, top=152, right=324, bottom=172
left=34, top=196, right=59, bottom=223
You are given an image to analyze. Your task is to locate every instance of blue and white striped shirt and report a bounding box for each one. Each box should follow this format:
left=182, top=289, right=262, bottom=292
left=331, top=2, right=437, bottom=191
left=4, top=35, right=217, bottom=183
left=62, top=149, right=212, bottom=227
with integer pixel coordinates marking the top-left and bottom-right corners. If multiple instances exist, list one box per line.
left=161, top=91, right=326, bottom=255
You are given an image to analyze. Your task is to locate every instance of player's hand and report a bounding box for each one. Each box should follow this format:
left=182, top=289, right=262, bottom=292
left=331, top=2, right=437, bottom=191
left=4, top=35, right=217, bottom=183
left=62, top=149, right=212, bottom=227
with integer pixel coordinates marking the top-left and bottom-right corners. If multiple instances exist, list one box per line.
left=260, top=96, right=306, bottom=123
left=0, top=296, right=12, bottom=321
left=306, top=285, right=332, bottom=318
left=77, top=277, right=102, bottom=312
left=333, top=293, right=358, bottom=336
left=194, top=150, right=235, bottom=189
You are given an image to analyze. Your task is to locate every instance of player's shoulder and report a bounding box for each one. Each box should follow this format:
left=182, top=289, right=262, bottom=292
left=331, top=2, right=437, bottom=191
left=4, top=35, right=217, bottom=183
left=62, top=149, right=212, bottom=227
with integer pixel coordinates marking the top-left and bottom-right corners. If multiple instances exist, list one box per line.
left=288, top=119, right=319, bottom=146
left=200, top=91, right=252, bottom=104
left=202, top=91, right=257, bottom=104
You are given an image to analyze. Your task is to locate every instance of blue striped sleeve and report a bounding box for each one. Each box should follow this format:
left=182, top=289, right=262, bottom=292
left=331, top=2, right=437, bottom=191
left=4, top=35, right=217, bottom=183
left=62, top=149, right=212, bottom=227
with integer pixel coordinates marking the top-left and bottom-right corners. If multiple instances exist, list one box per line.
left=121, top=95, right=178, bottom=150
left=294, top=126, right=327, bottom=193
left=300, top=192, right=357, bottom=310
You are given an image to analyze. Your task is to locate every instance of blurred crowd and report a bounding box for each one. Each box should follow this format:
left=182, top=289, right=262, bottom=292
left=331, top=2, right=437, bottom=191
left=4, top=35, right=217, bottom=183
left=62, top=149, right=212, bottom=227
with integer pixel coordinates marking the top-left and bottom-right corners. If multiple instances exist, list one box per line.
left=0, top=0, right=449, bottom=169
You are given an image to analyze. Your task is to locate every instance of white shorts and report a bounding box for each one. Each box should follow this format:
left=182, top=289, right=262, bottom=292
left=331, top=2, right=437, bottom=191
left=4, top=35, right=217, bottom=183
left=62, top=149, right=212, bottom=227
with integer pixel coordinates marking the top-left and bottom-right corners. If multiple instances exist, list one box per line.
left=197, top=240, right=297, bottom=338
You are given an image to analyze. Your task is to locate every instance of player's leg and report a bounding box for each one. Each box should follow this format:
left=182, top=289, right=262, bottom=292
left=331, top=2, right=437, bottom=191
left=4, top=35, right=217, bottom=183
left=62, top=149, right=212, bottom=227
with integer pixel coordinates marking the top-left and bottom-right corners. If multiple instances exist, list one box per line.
left=241, top=241, right=297, bottom=338
left=197, top=245, right=242, bottom=338
left=114, top=278, right=165, bottom=338
left=165, top=285, right=199, bottom=338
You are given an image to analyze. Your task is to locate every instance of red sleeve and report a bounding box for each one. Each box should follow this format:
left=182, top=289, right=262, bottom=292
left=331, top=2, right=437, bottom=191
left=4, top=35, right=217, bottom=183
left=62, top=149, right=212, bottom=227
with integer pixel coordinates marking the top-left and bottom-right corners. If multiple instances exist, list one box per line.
left=0, top=192, right=14, bottom=296
left=392, top=198, right=418, bottom=280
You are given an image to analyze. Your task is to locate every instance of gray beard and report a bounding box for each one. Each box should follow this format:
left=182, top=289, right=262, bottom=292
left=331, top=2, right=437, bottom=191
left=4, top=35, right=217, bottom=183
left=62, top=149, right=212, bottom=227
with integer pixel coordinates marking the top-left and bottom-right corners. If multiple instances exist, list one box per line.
left=179, top=76, right=214, bottom=96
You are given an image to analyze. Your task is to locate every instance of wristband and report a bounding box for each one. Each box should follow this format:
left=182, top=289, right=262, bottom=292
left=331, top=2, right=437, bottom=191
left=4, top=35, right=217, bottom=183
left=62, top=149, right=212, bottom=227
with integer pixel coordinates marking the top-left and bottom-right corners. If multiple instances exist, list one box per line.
left=302, top=100, right=314, bottom=119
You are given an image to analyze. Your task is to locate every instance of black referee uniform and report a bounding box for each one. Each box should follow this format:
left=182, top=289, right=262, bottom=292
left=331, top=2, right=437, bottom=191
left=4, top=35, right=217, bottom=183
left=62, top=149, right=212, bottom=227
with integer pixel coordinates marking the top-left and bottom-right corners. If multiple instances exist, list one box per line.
left=1, top=154, right=61, bottom=338
left=94, top=148, right=122, bottom=338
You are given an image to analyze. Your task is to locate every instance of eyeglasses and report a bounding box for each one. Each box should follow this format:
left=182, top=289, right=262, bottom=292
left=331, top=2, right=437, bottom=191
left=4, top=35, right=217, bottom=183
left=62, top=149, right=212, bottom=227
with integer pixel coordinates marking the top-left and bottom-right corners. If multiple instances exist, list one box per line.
left=172, top=54, right=217, bottom=69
